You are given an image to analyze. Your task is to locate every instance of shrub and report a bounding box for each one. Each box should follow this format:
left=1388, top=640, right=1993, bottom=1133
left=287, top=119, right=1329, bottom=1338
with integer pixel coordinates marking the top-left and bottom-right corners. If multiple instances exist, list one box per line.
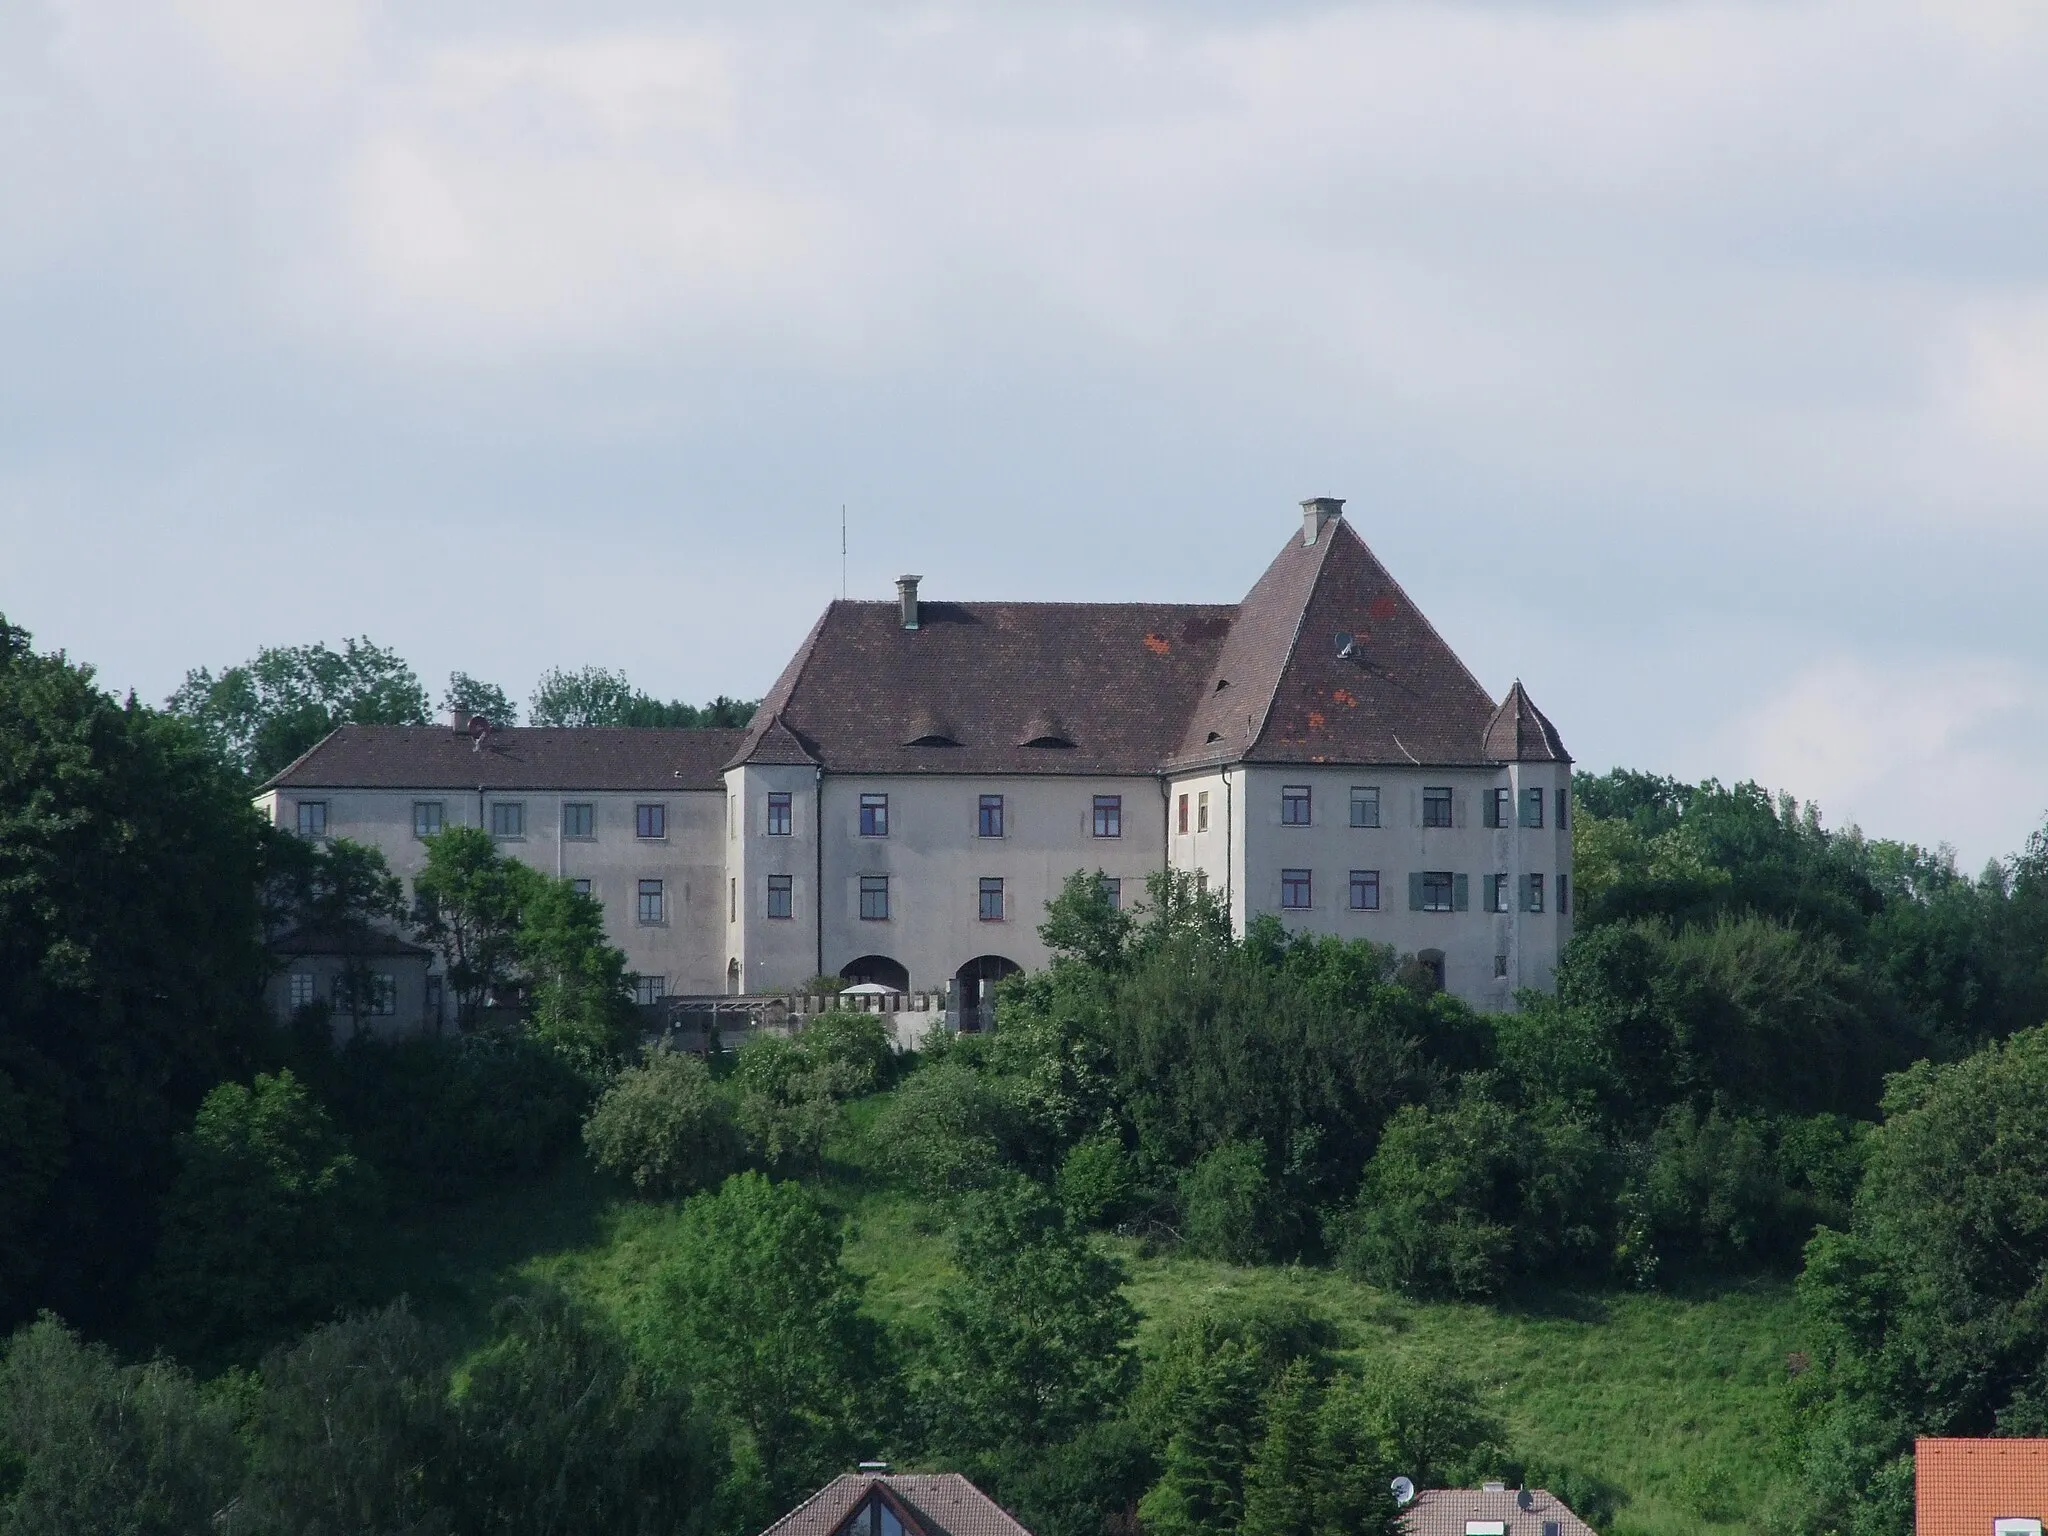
left=1058, top=1135, right=1140, bottom=1229
left=875, top=1060, right=1025, bottom=1197
left=146, top=1070, right=381, bottom=1353
left=1333, top=1096, right=1518, bottom=1299
left=583, top=1049, right=743, bottom=1198
left=1639, top=1104, right=1791, bottom=1269
left=796, top=1012, right=893, bottom=1097
left=313, top=1033, right=591, bottom=1208
left=1178, top=1141, right=1271, bottom=1264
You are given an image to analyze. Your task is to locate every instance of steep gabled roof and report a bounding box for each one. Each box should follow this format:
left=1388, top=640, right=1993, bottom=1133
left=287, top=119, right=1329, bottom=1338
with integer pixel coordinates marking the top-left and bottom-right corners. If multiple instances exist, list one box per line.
left=261, top=725, right=748, bottom=792
left=761, top=1473, right=1033, bottom=1536
left=728, top=599, right=1233, bottom=776
left=1482, top=680, right=1571, bottom=763
left=1171, top=516, right=1502, bottom=770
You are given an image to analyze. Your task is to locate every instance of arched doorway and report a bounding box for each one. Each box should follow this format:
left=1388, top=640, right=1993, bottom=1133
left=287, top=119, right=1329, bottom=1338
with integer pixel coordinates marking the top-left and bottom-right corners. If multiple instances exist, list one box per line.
left=840, top=954, right=910, bottom=992
left=953, top=955, right=1021, bottom=1030
left=726, top=958, right=741, bottom=997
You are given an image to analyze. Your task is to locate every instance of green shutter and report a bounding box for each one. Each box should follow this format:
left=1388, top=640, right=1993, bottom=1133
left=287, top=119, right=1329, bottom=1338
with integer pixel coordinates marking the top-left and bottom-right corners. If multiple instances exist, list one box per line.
left=1453, top=874, right=1470, bottom=912
left=1520, top=788, right=1542, bottom=828
left=1521, top=873, right=1534, bottom=911
left=1408, top=873, right=1424, bottom=911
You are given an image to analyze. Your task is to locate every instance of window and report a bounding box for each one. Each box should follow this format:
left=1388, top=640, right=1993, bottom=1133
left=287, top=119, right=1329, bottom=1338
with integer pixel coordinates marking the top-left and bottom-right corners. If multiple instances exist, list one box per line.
left=1557, top=794, right=1569, bottom=830
left=1522, top=787, right=1545, bottom=828
left=1198, top=791, right=1211, bottom=832
left=729, top=878, right=736, bottom=921
left=1526, top=872, right=1546, bottom=913
left=1092, top=795, right=1122, bottom=838
left=979, top=877, right=1005, bottom=922
left=859, top=875, right=889, bottom=921
left=571, top=878, right=592, bottom=897
left=335, top=972, right=396, bottom=1016
left=1559, top=872, right=1570, bottom=915
left=413, top=801, right=444, bottom=839
left=1350, top=786, right=1381, bottom=828
left=1486, top=787, right=1510, bottom=829
left=1416, top=871, right=1457, bottom=912
left=1177, top=793, right=1189, bottom=835
left=1423, top=787, right=1453, bottom=828
left=1543, top=1524, right=1563, bottom=1536
left=638, top=879, right=665, bottom=924
left=491, top=801, right=525, bottom=838
left=1100, top=876, right=1122, bottom=910
left=767, top=792, right=792, bottom=836
left=979, top=794, right=1005, bottom=838
left=563, top=802, right=594, bottom=839
left=1495, top=954, right=1510, bottom=979
left=1349, top=870, right=1380, bottom=911
left=633, top=975, right=665, bottom=1006
left=296, top=800, right=328, bottom=837
left=1281, top=785, right=1311, bottom=826
left=767, top=874, right=793, bottom=919
left=1488, top=873, right=1510, bottom=913
left=636, top=803, right=666, bottom=839
left=1281, top=868, right=1311, bottom=909
left=859, top=793, right=889, bottom=837
left=288, top=972, right=317, bottom=1010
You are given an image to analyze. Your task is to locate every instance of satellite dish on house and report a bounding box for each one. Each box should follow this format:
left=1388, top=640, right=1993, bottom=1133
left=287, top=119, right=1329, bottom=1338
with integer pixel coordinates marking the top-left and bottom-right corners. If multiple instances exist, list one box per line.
left=468, top=714, right=491, bottom=738
left=1390, top=1476, right=1416, bottom=1507
left=1335, top=631, right=1356, bottom=659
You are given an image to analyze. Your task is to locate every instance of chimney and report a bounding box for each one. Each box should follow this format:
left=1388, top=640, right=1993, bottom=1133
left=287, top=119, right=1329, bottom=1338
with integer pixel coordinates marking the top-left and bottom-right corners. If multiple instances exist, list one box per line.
left=897, top=574, right=922, bottom=631
left=1301, top=496, right=1344, bottom=546
left=447, top=705, right=469, bottom=731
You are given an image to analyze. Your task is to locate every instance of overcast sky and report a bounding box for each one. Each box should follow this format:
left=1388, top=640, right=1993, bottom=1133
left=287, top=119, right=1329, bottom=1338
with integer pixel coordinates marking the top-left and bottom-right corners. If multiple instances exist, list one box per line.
left=3, top=0, right=2044, bottom=866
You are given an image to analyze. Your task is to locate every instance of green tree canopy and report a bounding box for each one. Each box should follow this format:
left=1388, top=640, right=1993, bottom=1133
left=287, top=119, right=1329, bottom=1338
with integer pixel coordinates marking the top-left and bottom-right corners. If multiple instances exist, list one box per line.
left=0, top=615, right=273, bottom=1329
left=644, top=1173, right=884, bottom=1519
left=167, top=637, right=428, bottom=782
left=527, top=666, right=756, bottom=729
left=440, top=672, right=516, bottom=728
left=145, top=1070, right=382, bottom=1355
left=582, top=1049, right=743, bottom=1198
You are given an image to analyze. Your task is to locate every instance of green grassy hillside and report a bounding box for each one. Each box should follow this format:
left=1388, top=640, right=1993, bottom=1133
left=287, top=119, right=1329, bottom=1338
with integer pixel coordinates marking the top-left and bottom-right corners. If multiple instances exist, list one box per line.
left=360, top=1094, right=1803, bottom=1536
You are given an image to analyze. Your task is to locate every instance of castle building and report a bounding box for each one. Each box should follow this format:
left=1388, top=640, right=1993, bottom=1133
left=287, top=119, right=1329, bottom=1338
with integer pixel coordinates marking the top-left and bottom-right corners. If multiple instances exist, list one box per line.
left=257, top=498, right=1572, bottom=1021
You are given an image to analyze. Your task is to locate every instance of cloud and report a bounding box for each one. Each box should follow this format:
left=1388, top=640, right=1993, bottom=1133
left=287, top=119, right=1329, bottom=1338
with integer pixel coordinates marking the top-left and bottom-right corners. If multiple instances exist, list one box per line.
left=1722, top=655, right=2048, bottom=866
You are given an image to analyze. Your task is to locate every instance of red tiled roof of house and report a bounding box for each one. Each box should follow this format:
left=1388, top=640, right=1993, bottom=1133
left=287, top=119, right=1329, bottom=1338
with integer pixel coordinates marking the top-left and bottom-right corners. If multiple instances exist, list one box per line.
left=1400, top=1487, right=1597, bottom=1536
left=761, top=1473, right=1033, bottom=1536
left=1917, top=1437, right=2048, bottom=1536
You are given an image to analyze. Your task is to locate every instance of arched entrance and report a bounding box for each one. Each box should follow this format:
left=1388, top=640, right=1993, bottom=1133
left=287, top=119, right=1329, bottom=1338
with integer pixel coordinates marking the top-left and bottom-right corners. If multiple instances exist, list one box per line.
left=840, top=954, right=910, bottom=992
left=726, top=958, right=741, bottom=997
left=953, top=955, right=1022, bottom=1030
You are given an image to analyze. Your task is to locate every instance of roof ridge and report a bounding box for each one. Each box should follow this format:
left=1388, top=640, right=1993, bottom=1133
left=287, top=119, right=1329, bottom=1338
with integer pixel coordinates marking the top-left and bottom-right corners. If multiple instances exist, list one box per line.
left=1243, top=523, right=1340, bottom=757
left=256, top=723, right=348, bottom=792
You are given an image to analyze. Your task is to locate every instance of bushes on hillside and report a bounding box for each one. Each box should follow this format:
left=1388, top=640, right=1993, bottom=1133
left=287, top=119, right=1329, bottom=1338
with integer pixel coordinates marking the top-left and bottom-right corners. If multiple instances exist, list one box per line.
left=145, top=1070, right=381, bottom=1354
left=584, top=1049, right=743, bottom=1198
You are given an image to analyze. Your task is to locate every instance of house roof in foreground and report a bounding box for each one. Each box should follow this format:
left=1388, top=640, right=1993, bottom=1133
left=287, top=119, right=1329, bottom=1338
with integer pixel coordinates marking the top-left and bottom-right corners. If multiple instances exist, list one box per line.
left=1400, top=1486, right=1598, bottom=1536
left=1916, top=1437, right=2048, bottom=1536
left=261, top=726, right=748, bottom=793
left=731, top=510, right=1552, bottom=776
left=760, top=1473, right=1032, bottom=1536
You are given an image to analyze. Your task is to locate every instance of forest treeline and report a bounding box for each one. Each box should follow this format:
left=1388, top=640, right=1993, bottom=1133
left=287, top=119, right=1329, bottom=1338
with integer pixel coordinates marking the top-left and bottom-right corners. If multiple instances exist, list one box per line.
left=5, top=612, right=2048, bottom=1535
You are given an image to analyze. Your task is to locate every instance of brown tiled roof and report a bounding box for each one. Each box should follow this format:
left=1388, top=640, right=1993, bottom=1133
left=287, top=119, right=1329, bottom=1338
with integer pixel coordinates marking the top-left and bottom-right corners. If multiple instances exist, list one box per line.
left=730, top=599, right=1234, bottom=776
left=1482, top=681, right=1571, bottom=764
left=1172, top=516, right=1503, bottom=770
left=261, top=725, right=748, bottom=792
left=1400, top=1486, right=1597, bottom=1536
left=1916, top=1437, right=2048, bottom=1536
left=761, top=1473, right=1033, bottom=1536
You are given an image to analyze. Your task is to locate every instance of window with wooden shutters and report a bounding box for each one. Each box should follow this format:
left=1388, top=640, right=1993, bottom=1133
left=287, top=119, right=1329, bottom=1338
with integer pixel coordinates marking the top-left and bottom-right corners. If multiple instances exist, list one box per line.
left=1488, top=873, right=1509, bottom=912
left=1521, top=786, right=1545, bottom=828
left=1417, top=871, right=1455, bottom=911
left=1486, top=787, right=1510, bottom=828
left=1525, top=872, right=1545, bottom=913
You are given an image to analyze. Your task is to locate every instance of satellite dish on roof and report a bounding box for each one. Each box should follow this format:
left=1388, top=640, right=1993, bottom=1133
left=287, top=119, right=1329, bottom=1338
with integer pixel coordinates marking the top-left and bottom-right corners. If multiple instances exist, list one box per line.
left=1390, top=1476, right=1416, bottom=1507
left=1335, top=631, right=1357, bottom=659
left=467, top=714, right=492, bottom=738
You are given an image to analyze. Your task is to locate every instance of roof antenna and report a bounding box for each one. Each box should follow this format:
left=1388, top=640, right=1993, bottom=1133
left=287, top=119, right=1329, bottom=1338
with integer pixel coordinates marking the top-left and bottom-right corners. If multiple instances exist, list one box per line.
left=841, top=504, right=847, bottom=602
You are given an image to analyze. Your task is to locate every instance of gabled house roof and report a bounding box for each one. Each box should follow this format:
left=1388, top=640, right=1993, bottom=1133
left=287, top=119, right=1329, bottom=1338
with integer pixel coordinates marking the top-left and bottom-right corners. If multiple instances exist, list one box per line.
left=1916, top=1437, right=2048, bottom=1536
left=1400, top=1486, right=1597, bottom=1536
left=729, top=511, right=1553, bottom=777
left=761, top=1473, right=1033, bottom=1536
left=261, top=725, right=748, bottom=793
